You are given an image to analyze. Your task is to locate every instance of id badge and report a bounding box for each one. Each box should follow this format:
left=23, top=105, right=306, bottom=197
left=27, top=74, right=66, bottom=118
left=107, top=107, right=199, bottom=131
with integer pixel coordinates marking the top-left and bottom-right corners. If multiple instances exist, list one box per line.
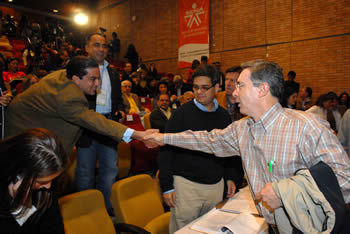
left=96, top=89, right=106, bottom=105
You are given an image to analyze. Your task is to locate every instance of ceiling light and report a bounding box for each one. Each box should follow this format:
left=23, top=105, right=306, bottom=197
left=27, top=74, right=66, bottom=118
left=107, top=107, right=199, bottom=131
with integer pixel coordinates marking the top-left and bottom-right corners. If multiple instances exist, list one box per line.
left=74, top=13, right=88, bottom=25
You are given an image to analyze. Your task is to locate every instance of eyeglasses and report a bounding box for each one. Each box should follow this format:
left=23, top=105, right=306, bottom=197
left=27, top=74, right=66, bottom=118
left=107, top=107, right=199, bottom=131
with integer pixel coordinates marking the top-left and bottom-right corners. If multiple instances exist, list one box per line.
left=193, top=84, right=214, bottom=92
left=235, top=81, right=261, bottom=90
left=235, top=82, right=245, bottom=90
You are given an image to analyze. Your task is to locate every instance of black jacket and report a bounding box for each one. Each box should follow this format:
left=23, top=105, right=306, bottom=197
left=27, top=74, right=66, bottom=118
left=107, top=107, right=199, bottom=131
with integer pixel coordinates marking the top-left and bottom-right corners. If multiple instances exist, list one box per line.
left=78, top=65, right=124, bottom=147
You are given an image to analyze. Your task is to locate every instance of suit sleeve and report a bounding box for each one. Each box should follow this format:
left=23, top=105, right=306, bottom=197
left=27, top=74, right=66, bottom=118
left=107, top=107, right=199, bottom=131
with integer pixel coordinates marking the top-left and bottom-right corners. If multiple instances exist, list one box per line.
left=56, top=85, right=128, bottom=142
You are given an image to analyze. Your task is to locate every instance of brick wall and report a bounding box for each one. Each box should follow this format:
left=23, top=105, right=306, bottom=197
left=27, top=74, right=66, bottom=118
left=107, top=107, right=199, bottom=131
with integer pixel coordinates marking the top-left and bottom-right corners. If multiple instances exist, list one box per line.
left=96, top=0, right=350, bottom=99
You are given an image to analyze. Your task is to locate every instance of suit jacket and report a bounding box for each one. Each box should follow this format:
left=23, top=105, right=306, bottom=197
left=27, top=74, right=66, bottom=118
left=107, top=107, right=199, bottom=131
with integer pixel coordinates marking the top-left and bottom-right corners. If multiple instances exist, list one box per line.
left=150, top=107, right=174, bottom=133
left=215, top=91, right=228, bottom=110
left=79, top=66, right=125, bottom=147
left=122, top=93, right=144, bottom=113
left=5, top=69, right=128, bottom=154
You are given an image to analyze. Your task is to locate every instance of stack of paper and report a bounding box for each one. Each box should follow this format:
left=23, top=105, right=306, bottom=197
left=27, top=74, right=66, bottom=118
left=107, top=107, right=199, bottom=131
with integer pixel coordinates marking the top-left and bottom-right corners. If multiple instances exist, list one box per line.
left=190, top=208, right=265, bottom=234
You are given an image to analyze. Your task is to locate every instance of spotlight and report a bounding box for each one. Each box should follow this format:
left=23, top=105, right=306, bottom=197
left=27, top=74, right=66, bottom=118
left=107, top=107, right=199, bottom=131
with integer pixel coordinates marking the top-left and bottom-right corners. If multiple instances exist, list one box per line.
left=74, top=13, right=88, bottom=25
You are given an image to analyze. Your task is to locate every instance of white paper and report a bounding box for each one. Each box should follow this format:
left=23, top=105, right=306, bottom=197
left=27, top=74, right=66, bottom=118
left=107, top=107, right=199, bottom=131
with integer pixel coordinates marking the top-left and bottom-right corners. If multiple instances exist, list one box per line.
left=222, top=187, right=260, bottom=215
left=190, top=209, right=265, bottom=234
left=126, top=114, right=133, bottom=121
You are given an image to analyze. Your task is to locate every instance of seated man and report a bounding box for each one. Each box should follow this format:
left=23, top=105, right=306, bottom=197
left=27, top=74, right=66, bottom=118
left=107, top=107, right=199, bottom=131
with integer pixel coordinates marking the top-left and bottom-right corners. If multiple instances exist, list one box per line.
left=121, top=79, right=149, bottom=114
left=150, top=93, right=174, bottom=133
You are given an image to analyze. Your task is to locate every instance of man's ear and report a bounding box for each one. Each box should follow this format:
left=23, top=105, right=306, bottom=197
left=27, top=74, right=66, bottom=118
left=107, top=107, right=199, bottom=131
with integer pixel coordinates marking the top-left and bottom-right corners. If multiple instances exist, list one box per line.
left=71, top=75, right=80, bottom=85
left=214, top=83, right=220, bottom=93
left=258, top=82, right=270, bottom=97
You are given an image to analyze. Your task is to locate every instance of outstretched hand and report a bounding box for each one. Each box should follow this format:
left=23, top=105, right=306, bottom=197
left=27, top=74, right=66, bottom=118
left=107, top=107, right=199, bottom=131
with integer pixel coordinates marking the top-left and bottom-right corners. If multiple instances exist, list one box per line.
left=144, top=132, right=165, bottom=147
left=132, top=129, right=164, bottom=148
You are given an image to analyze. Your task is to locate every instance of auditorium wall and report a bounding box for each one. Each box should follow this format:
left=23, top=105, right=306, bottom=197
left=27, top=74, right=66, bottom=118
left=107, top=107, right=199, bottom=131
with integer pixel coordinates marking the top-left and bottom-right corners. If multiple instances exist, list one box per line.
left=95, top=0, right=350, bottom=98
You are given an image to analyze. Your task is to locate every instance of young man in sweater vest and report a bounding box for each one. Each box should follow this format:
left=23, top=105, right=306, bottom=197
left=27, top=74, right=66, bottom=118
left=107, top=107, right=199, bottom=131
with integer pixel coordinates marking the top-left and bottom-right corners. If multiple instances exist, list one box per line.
left=157, top=64, right=243, bottom=233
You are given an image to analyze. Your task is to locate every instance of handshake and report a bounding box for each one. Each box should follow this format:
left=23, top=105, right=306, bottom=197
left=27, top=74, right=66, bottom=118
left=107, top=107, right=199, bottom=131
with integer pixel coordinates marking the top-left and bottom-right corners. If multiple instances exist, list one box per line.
left=132, top=129, right=165, bottom=148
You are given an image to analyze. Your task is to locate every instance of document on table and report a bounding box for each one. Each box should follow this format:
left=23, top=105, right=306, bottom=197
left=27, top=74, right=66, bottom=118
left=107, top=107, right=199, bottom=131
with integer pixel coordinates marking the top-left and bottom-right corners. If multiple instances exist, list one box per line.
left=190, top=208, right=265, bottom=234
left=222, top=186, right=260, bottom=215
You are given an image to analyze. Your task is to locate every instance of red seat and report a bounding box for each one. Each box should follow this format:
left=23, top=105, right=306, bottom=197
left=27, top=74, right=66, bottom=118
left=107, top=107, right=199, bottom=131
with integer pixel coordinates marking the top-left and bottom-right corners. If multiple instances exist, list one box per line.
left=138, top=96, right=152, bottom=111
left=122, top=113, right=145, bottom=131
left=122, top=113, right=159, bottom=173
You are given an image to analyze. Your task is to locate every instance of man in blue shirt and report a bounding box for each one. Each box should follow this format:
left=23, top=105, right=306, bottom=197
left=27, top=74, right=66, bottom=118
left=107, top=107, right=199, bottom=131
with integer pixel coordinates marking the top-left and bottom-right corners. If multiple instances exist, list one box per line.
left=75, top=33, right=125, bottom=215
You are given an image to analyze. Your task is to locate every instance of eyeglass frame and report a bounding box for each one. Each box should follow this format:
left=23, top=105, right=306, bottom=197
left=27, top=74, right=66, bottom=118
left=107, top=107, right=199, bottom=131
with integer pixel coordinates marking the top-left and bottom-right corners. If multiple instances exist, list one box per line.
left=192, top=84, right=216, bottom=92
left=235, top=81, right=262, bottom=90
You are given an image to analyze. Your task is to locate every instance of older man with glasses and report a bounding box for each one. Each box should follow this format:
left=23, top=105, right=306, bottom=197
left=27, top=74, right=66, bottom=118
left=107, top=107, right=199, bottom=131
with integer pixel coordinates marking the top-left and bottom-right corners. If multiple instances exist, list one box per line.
left=147, top=60, right=350, bottom=233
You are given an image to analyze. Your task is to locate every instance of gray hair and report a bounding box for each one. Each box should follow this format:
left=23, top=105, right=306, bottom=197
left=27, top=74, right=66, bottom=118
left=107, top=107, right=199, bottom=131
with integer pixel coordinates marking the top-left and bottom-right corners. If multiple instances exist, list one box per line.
left=241, top=59, right=284, bottom=101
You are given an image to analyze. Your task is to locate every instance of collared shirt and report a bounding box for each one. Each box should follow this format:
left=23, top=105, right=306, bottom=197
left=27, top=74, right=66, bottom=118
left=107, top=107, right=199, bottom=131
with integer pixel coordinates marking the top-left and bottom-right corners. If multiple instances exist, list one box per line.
left=160, top=107, right=172, bottom=119
left=193, top=98, right=219, bottom=112
left=96, top=60, right=112, bottom=114
left=163, top=103, right=350, bottom=224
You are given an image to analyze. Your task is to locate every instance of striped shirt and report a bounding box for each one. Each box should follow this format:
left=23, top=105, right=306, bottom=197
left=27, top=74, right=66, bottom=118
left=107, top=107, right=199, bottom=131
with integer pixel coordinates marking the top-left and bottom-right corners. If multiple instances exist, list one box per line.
left=164, top=103, right=350, bottom=224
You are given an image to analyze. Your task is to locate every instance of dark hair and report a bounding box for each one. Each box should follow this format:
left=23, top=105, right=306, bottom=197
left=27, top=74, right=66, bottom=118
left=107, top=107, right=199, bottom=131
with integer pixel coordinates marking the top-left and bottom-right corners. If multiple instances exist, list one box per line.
left=156, top=81, right=169, bottom=96
left=66, top=56, right=99, bottom=80
left=226, top=66, right=242, bottom=74
left=192, top=64, right=220, bottom=86
left=287, top=70, right=296, bottom=78
left=241, top=59, right=285, bottom=101
left=85, top=33, right=105, bottom=46
left=339, top=92, right=349, bottom=105
left=156, top=93, right=169, bottom=101
left=315, top=94, right=332, bottom=108
left=327, top=91, right=338, bottom=101
left=304, top=87, right=312, bottom=98
left=0, top=128, right=67, bottom=218
left=7, top=57, right=20, bottom=64
left=280, top=86, right=298, bottom=108
left=191, top=60, right=200, bottom=70
left=200, top=56, right=208, bottom=62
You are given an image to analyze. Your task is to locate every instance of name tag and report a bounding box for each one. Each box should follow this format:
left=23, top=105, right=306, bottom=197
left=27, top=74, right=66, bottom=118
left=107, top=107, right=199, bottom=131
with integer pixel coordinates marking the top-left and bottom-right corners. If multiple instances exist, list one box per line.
left=96, top=89, right=106, bottom=105
left=126, top=114, right=133, bottom=122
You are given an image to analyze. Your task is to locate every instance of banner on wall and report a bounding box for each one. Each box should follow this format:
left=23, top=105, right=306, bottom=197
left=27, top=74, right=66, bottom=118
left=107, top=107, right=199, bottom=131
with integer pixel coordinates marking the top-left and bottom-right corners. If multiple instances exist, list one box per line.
left=178, top=0, right=209, bottom=68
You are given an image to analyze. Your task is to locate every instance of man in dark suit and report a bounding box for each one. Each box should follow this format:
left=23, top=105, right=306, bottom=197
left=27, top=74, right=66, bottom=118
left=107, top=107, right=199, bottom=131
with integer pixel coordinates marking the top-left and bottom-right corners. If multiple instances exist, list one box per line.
left=150, top=93, right=174, bottom=133
left=76, top=33, right=125, bottom=215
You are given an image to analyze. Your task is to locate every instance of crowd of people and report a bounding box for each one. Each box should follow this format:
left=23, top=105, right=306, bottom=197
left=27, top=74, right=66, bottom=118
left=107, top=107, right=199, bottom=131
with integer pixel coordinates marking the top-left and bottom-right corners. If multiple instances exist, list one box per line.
left=0, top=18, right=350, bottom=234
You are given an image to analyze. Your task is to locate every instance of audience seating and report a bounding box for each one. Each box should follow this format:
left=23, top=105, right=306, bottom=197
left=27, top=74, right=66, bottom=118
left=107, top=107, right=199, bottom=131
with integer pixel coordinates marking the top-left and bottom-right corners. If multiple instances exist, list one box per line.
left=122, top=114, right=159, bottom=173
left=59, top=189, right=116, bottom=234
left=143, top=112, right=151, bottom=130
left=139, top=96, right=153, bottom=111
left=111, top=174, right=170, bottom=234
left=59, top=189, right=149, bottom=234
left=117, top=142, right=132, bottom=178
